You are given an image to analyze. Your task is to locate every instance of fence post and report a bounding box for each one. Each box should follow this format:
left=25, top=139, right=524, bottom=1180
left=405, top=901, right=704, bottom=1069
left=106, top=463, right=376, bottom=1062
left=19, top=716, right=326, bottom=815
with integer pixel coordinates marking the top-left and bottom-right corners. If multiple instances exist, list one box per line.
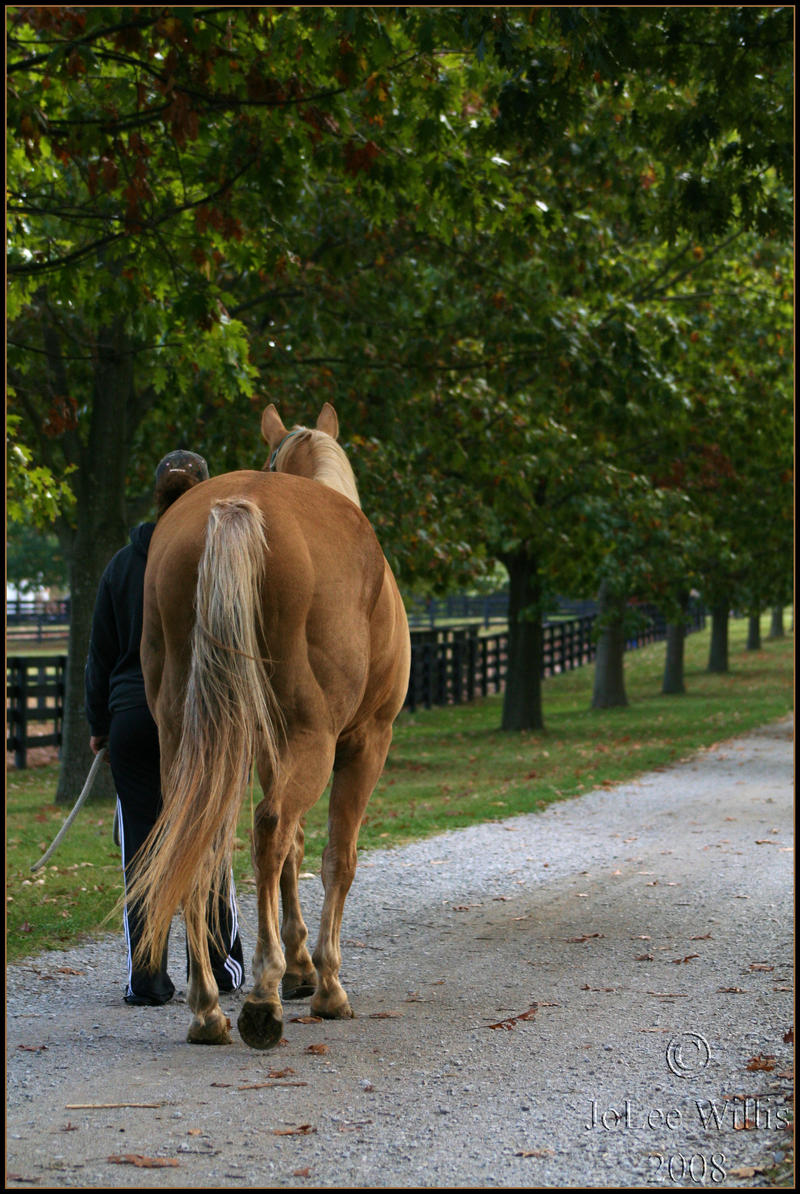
left=14, top=661, right=28, bottom=770
left=423, top=642, right=434, bottom=709
left=55, top=655, right=66, bottom=757
left=408, top=644, right=420, bottom=706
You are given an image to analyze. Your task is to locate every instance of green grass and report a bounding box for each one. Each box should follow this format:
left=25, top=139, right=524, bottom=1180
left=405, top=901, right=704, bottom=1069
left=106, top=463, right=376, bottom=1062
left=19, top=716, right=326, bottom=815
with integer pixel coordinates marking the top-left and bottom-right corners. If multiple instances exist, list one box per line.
left=6, top=613, right=793, bottom=963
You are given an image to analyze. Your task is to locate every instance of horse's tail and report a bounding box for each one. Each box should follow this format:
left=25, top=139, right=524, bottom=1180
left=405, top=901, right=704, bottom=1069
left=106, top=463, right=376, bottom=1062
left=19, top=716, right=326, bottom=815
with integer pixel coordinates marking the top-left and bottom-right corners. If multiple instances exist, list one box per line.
left=130, top=497, right=283, bottom=972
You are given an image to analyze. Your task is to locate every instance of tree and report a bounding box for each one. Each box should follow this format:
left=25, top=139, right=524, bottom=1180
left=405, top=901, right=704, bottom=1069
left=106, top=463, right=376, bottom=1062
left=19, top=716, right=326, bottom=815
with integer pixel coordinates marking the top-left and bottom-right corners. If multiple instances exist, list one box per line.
left=6, top=518, right=68, bottom=596
left=7, top=6, right=793, bottom=771
left=8, top=5, right=502, bottom=793
left=659, top=236, right=795, bottom=673
left=478, top=6, right=793, bottom=717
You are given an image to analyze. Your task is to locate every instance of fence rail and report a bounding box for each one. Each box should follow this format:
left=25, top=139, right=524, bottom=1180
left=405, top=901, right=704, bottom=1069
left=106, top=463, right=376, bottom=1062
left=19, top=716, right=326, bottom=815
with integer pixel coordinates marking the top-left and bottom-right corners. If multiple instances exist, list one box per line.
left=6, top=603, right=705, bottom=767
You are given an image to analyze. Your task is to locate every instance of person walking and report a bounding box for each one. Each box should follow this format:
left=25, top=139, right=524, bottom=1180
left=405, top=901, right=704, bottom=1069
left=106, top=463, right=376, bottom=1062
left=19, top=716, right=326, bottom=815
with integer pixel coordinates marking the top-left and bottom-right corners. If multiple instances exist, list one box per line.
left=85, top=450, right=245, bottom=1005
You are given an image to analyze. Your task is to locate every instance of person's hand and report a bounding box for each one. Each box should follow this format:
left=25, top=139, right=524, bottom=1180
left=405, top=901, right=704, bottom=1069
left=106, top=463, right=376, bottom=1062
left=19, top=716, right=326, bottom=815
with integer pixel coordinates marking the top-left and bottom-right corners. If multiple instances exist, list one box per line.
left=90, top=735, right=109, bottom=757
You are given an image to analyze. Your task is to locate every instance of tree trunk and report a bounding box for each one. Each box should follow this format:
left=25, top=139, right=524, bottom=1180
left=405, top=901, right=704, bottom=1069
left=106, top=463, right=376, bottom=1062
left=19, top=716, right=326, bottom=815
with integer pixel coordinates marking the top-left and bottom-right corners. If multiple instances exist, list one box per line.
left=662, top=595, right=689, bottom=695
left=55, top=326, right=135, bottom=803
left=591, top=581, right=628, bottom=708
left=707, top=602, right=730, bottom=673
left=746, top=614, right=761, bottom=651
left=500, top=551, right=544, bottom=732
left=768, top=605, right=784, bottom=639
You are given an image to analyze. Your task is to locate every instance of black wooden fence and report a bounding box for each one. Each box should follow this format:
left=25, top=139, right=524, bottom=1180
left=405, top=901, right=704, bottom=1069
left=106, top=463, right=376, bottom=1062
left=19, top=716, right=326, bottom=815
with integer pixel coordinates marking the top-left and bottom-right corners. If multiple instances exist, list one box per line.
left=6, top=597, right=71, bottom=645
left=6, top=656, right=67, bottom=769
left=405, top=603, right=706, bottom=711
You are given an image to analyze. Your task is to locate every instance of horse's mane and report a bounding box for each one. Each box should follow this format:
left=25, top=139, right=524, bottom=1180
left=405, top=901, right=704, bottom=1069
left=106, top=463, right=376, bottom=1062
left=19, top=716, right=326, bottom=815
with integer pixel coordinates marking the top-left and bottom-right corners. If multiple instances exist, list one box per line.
left=282, top=428, right=362, bottom=509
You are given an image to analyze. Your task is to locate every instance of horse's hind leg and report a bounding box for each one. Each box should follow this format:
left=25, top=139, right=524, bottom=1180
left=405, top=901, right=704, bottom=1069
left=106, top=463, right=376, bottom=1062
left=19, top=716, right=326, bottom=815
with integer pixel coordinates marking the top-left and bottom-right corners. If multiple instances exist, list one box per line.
left=237, top=804, right=290, bottom=1050
left=311, top=727, right=392, bottom=1020
left=280, top=820, right=317, bottom=1000
left=185, top=895, right=231, bottom=1045
left=240, top=742, right=335, bottom=1049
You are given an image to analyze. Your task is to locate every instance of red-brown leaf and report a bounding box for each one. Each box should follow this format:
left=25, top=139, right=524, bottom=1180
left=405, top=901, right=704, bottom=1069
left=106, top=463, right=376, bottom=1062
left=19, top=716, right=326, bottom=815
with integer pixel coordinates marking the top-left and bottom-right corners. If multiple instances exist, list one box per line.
left=108, top=1154, right=179, bottom=1167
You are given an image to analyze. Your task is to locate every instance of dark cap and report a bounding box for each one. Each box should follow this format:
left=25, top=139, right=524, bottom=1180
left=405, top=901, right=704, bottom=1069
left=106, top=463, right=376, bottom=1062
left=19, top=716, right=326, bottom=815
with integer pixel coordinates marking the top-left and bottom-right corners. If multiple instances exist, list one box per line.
left=155, top=450, right=209, bottom=486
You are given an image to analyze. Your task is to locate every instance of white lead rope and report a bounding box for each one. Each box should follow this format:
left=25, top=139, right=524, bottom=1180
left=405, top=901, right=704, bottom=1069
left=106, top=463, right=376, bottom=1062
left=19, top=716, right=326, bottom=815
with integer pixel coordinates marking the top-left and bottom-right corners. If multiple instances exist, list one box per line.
left=30, top=747, right=108, bottom=873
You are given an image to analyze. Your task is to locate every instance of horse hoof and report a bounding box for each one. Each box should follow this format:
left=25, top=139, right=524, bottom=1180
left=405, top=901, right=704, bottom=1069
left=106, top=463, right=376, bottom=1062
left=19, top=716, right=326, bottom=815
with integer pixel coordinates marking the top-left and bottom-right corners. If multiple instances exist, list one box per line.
left=282, top=973, right=316, bottom=1001
left=187, top=1012, right=232, bottom=1045
left=237, top=1000, right=284, bottom=1050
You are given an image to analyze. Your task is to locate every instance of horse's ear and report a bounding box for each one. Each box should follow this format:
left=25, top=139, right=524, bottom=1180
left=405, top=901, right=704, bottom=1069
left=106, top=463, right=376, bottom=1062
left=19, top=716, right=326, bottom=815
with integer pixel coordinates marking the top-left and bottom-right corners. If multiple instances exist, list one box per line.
left=261, top=403, right=288, bottom=448
left=316, top=402, right=339, bottom=440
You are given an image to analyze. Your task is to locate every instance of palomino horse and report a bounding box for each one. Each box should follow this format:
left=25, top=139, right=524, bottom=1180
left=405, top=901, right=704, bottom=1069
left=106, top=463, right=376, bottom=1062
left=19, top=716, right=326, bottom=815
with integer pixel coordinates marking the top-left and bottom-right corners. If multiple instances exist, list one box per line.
left=133, top=405, right=410, bottom=1049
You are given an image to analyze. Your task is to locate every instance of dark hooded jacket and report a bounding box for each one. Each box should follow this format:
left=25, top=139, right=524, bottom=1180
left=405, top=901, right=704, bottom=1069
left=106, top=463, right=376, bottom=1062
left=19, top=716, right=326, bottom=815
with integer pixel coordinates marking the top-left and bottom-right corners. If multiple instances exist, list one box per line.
left=84, top=523, right=155, bottom=736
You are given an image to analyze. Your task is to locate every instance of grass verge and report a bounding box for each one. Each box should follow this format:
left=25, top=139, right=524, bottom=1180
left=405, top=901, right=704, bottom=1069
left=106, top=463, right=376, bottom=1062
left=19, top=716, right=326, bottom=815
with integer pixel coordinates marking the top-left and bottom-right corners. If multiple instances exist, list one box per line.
left=6, top=614, right=793, bottom=963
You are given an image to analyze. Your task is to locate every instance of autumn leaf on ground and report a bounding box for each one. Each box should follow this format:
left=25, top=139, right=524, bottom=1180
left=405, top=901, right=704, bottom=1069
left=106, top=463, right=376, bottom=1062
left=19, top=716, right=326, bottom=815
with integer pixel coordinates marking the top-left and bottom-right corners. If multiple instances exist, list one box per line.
left=672, top=954, right=700, bottom=964
left=749, top=963, right=774, bottom=972
left=273, top=1124, right=316, bottom=1136
left=305, top=1042, right=329, bottom=1055
left=783, top=1027, right=793, bottom=1044
left=746, top=1054, right=776, bottom=1071
left=487, top=1004, right=537, bottom=1030
left=515, top=1148, right=554, bottom=1157
left=289, top=1015, right=322, bottom=1024
left=564, top=933, right=604, bottom=943
left=238, top=1080, right=308, bottom=1090
left=108, top=1154, right=179, bottom=1167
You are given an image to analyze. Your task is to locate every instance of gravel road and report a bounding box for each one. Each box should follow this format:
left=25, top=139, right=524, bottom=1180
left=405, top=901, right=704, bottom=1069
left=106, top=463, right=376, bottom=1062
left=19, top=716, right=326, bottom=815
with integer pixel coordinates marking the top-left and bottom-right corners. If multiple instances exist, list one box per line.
left=6, top=715, right=794, bottom=1189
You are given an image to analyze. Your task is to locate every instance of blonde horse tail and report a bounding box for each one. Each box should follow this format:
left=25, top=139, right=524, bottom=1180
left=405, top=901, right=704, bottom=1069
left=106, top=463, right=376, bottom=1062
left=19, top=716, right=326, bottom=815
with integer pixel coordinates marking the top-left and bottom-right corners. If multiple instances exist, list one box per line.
left=130, top=497, right=282, bottom=972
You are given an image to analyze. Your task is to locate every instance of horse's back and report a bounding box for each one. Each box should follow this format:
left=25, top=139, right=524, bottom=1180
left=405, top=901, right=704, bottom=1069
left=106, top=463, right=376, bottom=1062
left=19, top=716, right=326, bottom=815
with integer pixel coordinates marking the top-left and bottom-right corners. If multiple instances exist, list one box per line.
left=144, top=470, right=406, bottom=731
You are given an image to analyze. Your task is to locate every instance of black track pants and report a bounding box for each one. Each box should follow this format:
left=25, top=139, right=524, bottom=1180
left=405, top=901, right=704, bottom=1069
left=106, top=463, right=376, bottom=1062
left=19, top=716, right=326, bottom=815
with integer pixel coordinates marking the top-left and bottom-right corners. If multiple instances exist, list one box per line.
left=109, top=705, right=245, bottom=1004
